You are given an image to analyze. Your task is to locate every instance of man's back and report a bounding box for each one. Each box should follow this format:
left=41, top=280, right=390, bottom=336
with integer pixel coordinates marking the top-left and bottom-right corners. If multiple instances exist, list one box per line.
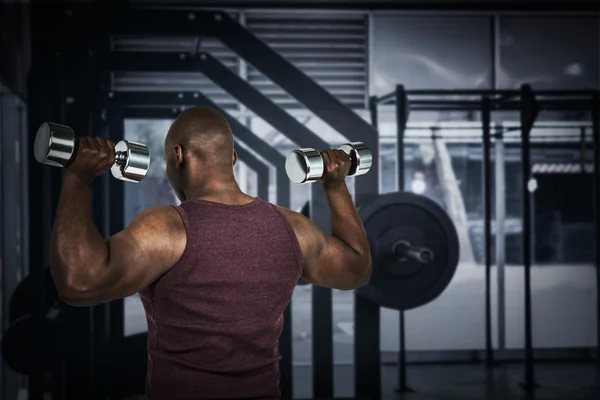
left=139, top=197, right=302, bottom=400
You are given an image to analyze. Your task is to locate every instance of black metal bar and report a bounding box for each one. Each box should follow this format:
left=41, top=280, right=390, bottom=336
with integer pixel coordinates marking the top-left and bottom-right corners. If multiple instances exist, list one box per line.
left=355, top=295, right=381, bottom=400
left=394, top=84, right=411, bottom=392
left=369, top=96, right=378, bottom=128
left=481, top=96, right=494, bottom=367
left=376, top=89, right=600, bottom=105
left=519, top=84, right=539, bottom=392
left=592, top=94, right=600, bottom=362
left=106, top=104, right=125, bottom=347
left=104, top=1, right=600, bottom=12
left=27, top=5, right=66, bottom=397
left=275, top=169, right=292, bottom=399
left=395, top=85, right=409, bottom=191
left=122, top=107, right=180, bottom=119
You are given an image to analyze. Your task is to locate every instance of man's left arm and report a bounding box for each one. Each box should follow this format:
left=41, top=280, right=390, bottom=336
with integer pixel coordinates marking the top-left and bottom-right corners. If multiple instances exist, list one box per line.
left=48, top=136, right=186, bottom=307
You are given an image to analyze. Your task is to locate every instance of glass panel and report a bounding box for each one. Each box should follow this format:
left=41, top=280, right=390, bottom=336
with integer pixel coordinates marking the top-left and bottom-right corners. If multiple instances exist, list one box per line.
left=499, top=16, right=600, bottom=89
left=371, top=15, right=493, bottom=95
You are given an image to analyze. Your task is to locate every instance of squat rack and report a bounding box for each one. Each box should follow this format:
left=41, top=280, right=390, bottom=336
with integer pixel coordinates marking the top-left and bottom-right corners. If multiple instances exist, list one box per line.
left=362, top=85, right=600, bottom=398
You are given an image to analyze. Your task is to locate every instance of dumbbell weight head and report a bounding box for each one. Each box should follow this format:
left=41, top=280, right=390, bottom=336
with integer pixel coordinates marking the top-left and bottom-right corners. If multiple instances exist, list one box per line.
left=338, top=141, right=372, bottom=177
left=111, top=140, right=151, bottom=183
left=34, top=122, right=76, bottom=167
left=285, top=148, right=324, bottom=184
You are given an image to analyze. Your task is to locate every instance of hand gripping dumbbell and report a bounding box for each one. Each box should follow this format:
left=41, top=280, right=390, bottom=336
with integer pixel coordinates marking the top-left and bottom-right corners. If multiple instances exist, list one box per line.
left=285, top=142, right=372, bottom=184
left=33, top=122, right=150, bottom=183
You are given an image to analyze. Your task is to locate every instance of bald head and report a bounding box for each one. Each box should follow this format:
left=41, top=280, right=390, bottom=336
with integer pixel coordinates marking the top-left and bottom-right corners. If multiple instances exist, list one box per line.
left=166, top=106, right=234, bottom=167
left=164, top=107, right=238, bottom=201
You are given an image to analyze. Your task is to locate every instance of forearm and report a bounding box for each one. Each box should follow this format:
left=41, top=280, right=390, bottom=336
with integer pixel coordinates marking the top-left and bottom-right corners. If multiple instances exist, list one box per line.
left=49, top=172, right=109, bottom=296
left=324, top=181, right=370, bottom=259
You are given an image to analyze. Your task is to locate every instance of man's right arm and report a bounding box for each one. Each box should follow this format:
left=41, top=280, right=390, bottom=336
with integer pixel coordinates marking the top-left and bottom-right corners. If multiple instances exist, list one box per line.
left=279, top=149, right=372, bottom=290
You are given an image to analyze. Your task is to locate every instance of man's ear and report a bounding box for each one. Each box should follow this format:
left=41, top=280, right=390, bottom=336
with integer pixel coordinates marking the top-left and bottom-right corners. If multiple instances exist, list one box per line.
left=232, top=148, right=238, bottom=166
left=174, top=144, right=184, bottom=167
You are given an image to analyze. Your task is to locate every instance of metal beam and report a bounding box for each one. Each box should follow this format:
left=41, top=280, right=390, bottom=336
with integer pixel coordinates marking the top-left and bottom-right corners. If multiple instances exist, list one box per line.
left=481, top=96, right=494, bottom=367
left=519, top=83, right=539, bottom=392
left=110, top=1, right=600, bottom=12
left=591, top=94, right=600, bottom=362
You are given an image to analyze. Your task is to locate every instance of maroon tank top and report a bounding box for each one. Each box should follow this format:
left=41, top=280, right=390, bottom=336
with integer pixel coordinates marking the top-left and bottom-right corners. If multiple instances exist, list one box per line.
left=138, top=197, right=302, bottom=400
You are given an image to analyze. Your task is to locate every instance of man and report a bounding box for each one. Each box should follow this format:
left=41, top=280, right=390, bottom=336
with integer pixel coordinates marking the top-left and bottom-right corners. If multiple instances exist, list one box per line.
left=49, top=107, right=372, bottom=399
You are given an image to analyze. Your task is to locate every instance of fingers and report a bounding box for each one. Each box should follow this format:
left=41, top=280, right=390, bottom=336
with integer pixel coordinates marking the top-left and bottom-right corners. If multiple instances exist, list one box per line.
left=321, top=150, right=332, bottom=169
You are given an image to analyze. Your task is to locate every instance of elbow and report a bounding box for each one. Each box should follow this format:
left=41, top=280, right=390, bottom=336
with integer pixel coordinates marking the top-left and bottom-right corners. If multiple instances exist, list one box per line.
left=53, top=268, right=102, bottom=307
left=341, top=255, right=372, bottom=290
left=58, top=283, right=97, bottom=307
left=354, top=255, right=373, bottom=288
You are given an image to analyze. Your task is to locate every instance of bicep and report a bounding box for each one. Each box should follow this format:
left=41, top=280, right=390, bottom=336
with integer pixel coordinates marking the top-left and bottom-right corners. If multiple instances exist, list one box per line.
left=96, top=206, right=185, bottom=301
left=298, top=216, right=369, bottom=290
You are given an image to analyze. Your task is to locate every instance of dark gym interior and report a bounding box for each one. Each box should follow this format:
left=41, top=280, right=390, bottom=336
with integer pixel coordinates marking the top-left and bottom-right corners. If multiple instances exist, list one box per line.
left=1, top=0, right=599, bottom=399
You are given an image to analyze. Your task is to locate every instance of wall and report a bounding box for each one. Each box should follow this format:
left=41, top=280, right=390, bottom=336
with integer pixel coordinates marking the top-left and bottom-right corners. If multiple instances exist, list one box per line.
left=0, top=81, right=29, bottom=400
left=0, top=3, right=31, bottom=99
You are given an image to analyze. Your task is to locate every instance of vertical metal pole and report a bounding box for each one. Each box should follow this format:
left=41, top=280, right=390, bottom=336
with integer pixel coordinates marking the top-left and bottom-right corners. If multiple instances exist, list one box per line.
left=354, top=95, right=382, bottom=400
left=519, top=84, right=538, bottom=391
left=107, top=103, right=125, bottom=347
left=591, top=94, right=600, bottom=362
left=482, top=96, right=494, bottom=366
left=355, top=295, right=381, bottom=399
left=369, top=96, right=378, bottom=130
left=394, top=84, right=411, bottom=392
left=276, top=169, right=293, bottom=400
left=495, top=128, right=506, bottom=351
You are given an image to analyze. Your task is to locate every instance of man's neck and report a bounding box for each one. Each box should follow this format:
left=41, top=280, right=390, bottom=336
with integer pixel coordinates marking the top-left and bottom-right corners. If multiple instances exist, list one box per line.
left=184, top=177, right=244, bottom=201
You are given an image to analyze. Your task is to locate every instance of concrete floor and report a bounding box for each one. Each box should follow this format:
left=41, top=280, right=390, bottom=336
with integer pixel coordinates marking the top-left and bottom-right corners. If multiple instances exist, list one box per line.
left=123, top=362, right=599, bottom=399
left=294, top=362, right=600, bottom=399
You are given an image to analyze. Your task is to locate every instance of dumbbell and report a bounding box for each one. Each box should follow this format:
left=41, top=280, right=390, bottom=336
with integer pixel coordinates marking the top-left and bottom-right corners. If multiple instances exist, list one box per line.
left=33, top=122, right=150, bottom=183
left=285, top=142, right=372, bottom=184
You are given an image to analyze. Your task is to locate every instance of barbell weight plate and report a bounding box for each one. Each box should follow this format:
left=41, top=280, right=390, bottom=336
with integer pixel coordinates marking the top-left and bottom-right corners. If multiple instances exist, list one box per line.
left=9, top=267, right=60, bottom=323
left=1, top=316, right=60, bottom=375
left=356, top=192, right=460, bottom=310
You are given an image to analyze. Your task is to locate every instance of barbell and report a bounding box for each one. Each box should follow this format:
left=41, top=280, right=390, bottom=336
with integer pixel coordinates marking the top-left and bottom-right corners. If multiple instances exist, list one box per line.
left=33, top=122, right=151, bottom=183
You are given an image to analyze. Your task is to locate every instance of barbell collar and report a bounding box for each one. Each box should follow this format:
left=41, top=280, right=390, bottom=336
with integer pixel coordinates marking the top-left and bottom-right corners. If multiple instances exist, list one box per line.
left=285, top=148, right=324, bottom=184
left=392, top=240, right=434, bottom=264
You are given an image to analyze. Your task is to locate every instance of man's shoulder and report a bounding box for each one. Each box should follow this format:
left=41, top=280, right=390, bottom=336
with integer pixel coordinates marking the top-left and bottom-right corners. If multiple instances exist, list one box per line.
left=132, top=205, right=185, bottom=233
